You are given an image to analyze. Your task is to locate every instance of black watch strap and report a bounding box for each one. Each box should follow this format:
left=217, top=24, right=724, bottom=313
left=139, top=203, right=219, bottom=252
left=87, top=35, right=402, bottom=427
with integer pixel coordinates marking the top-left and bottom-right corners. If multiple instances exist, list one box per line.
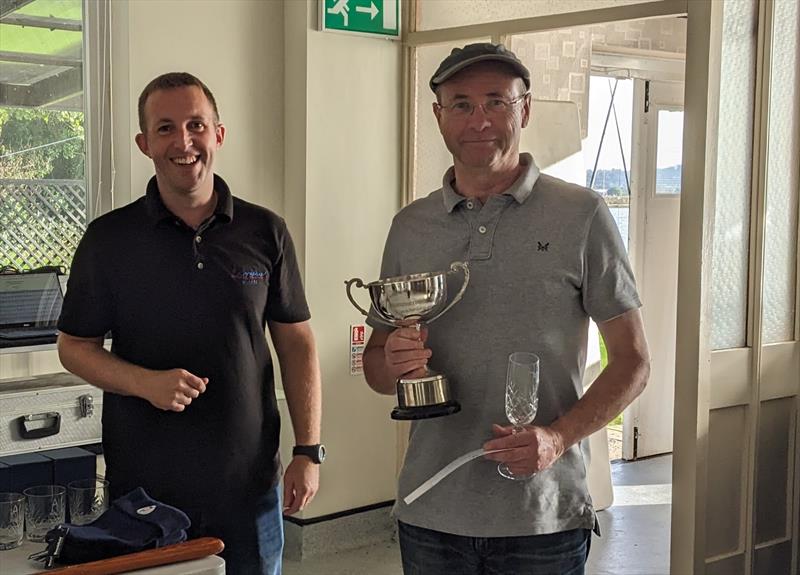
left=293, top=444, right=326, bottom=464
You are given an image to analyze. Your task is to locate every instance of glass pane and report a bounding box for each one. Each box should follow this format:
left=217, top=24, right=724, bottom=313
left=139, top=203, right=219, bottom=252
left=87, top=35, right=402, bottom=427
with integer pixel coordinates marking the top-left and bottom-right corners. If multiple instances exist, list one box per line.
left=418, top=0, right=662, bottom=32
left=655, top=110, right=682, bottom=195
left=763, top=0, right=799, bottom=344
left=509, top=18, right=685, bottom=141
left=510, top=27, right=636, bottom=250
left=710, top=0, right=757, bottom=350
left=0, top=0, right=87, bottom=273
left=583, top=76, right=633, bottom=251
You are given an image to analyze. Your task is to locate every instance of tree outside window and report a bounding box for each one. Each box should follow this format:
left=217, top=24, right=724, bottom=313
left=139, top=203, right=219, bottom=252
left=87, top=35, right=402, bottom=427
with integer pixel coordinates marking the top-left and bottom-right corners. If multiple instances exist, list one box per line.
left=0, top=0, right=86, bottom=272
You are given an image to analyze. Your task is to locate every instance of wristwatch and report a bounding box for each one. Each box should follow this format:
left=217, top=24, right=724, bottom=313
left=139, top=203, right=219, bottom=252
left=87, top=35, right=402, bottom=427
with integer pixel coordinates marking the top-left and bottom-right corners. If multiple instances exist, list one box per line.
left=293, top=444, right=326, bottom=464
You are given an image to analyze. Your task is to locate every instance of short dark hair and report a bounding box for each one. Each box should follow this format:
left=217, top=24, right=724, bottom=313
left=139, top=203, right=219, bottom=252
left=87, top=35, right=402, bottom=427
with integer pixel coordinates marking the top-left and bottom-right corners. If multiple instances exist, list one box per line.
left=137, top=72, right=220, bottom=132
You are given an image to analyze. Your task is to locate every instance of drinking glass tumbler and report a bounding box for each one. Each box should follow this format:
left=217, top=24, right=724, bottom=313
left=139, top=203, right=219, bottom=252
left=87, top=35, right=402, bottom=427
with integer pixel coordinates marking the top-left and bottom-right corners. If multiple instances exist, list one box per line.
left=68, top=478, right=109, bottom=525
left=0, top=492, right=25, bottom=550
left=23, top=485, right=66, bottom=542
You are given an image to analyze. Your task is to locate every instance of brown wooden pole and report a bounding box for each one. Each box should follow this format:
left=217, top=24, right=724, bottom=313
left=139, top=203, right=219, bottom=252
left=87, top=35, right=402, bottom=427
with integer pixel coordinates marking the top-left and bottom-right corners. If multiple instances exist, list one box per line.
left=43, top=537, right=224, bottom=575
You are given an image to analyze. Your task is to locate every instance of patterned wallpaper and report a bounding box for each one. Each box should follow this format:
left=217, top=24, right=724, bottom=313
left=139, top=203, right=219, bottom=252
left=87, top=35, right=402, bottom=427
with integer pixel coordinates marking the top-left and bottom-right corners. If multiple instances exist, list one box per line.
left=509, top=17, right=686, bottom=136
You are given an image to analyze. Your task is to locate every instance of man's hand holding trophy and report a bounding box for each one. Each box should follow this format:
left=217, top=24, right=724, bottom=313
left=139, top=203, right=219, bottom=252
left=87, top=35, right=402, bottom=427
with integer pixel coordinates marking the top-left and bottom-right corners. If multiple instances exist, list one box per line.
left=345, top=262, right=470, bottom=420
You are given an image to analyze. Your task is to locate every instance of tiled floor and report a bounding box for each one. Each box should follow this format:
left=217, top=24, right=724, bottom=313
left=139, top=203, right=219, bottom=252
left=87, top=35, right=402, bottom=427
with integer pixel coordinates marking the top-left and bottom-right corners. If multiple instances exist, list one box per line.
left=284, top=455, right=672, bottom=575
left=586, top=455, right=672, bottom=575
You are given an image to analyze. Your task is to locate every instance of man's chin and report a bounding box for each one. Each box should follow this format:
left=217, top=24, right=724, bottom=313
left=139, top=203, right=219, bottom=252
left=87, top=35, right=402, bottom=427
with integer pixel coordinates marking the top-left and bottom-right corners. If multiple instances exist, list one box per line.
left=156, top=174, right=211, bottom=197
left=457, top=153, right=501, bottom=169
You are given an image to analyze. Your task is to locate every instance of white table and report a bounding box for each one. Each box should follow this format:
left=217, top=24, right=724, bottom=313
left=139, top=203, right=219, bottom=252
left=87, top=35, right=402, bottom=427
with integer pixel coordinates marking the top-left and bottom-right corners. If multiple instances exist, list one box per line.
left=0, top=541, right=225, bottom=574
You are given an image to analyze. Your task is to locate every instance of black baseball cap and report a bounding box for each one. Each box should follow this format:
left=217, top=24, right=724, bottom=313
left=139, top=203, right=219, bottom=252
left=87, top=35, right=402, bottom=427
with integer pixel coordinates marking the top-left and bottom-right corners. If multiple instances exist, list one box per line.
left=429, top=43, right=531, bottom=93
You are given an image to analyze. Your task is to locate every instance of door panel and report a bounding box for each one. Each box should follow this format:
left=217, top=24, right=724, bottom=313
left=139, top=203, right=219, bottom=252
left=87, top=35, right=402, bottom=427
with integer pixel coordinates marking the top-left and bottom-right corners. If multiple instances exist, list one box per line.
left=626, top=79, right=684, bottom=459
left=672, top=1, right=800, bottom=573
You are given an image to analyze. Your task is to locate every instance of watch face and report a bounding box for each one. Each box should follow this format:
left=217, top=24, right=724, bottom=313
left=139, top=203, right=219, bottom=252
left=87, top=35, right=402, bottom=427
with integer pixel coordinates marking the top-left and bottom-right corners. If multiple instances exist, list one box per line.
left=295, top=444, right=325, bottom=464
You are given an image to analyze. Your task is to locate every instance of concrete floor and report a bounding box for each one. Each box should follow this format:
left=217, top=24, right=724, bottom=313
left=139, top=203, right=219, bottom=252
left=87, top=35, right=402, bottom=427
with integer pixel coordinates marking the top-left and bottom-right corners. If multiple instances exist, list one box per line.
left=283, top=455, right=672, bottom=575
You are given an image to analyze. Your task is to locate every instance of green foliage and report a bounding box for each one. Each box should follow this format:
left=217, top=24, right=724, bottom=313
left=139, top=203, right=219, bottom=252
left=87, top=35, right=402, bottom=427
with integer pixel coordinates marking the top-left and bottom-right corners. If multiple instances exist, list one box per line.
left=0, top=104, right=87, bottom=270
left=599, top=334, right=624, bottom=427
left=606, top=186, right=624, bottom=197
left=0, top=107, right=85, bottom=179
left=599, top=334, right=608, bottom=368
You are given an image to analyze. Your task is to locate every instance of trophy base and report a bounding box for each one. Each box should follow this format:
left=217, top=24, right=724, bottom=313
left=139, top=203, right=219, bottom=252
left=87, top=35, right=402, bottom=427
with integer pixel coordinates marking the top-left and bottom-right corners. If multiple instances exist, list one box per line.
left=391, top=400, right=461, bottom=420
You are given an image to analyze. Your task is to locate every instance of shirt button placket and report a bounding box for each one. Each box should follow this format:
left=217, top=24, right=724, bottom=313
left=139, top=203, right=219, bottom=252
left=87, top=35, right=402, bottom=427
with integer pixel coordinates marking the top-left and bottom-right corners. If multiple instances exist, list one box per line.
left=195, top=235, right=204, bottom=270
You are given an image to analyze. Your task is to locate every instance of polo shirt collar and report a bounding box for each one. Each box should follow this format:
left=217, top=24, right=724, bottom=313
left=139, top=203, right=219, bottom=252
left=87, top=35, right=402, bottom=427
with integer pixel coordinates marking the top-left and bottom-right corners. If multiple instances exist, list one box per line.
left=145, top=174, right=234, bottom=226
left=441, top=152, right=541, bottom=213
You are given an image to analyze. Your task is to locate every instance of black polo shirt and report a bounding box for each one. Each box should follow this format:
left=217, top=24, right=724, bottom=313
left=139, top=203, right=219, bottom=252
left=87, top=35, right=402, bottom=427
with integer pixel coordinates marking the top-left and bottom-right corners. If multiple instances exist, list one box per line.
left=59, top=174, right=310, bottom=519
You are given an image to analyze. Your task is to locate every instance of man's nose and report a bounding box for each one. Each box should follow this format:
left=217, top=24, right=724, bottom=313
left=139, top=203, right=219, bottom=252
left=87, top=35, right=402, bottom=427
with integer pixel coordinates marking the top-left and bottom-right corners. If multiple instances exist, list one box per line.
left=466, top=104, right=491, bottom=129
left=173, top=128, right=193, bottom=148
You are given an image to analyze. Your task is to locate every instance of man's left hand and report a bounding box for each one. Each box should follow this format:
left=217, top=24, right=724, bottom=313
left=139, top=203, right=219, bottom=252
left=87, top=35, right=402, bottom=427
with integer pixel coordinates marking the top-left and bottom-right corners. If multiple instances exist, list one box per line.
left=482, top=424, right=566, bottom=476
left=282, top=456, right=320, bottom=515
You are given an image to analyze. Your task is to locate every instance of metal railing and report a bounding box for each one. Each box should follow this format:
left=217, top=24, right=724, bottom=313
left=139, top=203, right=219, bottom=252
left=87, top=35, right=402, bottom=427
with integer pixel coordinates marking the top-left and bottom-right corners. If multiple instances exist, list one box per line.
left=0, top=178, right=86, bottom=271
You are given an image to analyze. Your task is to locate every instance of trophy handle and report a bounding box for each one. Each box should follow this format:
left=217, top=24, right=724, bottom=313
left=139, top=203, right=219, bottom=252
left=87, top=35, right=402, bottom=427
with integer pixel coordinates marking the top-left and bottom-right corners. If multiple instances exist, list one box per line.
left=345, top=277, right=397, bottom=328
left=425, top=261, right=470, bottom=325
left=345, top=277, right=371, bottom=317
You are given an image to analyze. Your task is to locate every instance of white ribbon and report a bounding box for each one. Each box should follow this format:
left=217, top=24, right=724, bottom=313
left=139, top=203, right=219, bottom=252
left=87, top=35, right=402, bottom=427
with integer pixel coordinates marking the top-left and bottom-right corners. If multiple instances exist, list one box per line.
left=403, top=448, right=512, bottom=505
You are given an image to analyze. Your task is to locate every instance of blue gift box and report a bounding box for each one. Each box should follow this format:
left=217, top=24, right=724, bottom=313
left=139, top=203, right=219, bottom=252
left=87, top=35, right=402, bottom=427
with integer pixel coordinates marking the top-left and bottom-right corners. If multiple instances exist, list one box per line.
left=42, top=447, right=96, bottom=486
left=0, top=460, right=10, bottom=491
left=0, top=452, right=51, bottom=492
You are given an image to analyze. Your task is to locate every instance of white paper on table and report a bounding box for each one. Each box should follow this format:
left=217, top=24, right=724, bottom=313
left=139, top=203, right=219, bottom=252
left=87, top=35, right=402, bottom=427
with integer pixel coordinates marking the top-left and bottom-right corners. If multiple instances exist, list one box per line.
left=403, top=448, right=513, bottom=505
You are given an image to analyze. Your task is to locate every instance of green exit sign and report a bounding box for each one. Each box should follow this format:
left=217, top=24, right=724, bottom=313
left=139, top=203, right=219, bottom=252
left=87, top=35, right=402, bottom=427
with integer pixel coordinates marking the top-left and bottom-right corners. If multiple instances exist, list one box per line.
left=321, top=0, right=400, bottom=39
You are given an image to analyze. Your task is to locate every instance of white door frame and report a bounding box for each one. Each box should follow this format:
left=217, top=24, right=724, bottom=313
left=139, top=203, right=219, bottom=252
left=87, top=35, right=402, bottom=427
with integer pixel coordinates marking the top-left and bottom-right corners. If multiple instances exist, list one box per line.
left=670, top=1, right=720, bottom=570
left=622, top=77, right=685, bottom=460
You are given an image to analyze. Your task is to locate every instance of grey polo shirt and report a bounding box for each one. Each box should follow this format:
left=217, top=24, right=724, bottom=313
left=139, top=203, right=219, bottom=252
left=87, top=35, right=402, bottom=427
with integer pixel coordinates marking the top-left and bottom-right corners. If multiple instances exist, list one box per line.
left=369, top=153, right=640, bottom=537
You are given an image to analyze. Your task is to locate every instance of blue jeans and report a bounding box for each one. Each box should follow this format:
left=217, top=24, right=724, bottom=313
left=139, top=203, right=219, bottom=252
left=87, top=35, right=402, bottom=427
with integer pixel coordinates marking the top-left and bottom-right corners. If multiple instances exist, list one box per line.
left=398, top=521, right=591, bottom=575
left=212, top=485, right=284, bottom=575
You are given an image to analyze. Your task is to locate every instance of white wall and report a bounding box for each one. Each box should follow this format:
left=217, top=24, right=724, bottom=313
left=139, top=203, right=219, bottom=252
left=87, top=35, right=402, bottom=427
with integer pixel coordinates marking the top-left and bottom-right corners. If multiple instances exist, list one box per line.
left=281, top=1, right=401, bottom=517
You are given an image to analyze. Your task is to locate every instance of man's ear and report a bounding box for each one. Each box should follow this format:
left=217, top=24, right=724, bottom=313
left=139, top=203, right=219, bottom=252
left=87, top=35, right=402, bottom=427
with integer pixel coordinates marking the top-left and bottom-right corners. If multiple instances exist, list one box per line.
left=433, top=102, right=445, bottom=133
left=215, top=123, right=226, bottom=148
left=135, top=132, right=151, bottom=158
left=520, top=94, right=532, bottom=129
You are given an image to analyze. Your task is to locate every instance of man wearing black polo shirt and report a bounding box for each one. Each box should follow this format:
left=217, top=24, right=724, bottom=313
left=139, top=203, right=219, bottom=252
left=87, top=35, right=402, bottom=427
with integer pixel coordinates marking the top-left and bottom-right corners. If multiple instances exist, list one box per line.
left=57, top=72, right=322, bottom=575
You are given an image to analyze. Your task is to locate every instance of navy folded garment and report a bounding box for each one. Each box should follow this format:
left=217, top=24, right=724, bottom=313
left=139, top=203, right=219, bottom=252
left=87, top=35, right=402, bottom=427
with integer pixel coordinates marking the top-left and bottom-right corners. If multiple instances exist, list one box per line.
left=34, top=487, right=191, bottom=566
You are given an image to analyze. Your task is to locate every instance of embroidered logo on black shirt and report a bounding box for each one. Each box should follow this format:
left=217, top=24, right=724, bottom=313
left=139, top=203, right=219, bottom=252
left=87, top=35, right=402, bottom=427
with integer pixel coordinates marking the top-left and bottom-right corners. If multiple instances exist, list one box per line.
left=537, top=241, right=550, bottom=252
left=231, top=269, right=269, bottom=285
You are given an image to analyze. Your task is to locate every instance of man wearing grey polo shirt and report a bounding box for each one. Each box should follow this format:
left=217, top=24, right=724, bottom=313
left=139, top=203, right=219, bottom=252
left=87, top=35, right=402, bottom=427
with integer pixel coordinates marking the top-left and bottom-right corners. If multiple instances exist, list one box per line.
left=363, top=43, right=650, bottom=574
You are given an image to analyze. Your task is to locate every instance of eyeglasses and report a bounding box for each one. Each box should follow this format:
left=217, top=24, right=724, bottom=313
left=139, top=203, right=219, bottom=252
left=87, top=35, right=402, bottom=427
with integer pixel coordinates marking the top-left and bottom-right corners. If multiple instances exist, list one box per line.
left=436, top=93, right=529, bottom=118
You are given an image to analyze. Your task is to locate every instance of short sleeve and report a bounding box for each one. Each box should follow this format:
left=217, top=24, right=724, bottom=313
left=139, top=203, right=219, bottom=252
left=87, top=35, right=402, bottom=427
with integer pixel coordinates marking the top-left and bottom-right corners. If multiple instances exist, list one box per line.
left=57, top=223, right=114, bottom=338
left=581, top=200, right=641, bottom=322
left=265, top=219, right=311, bottom=323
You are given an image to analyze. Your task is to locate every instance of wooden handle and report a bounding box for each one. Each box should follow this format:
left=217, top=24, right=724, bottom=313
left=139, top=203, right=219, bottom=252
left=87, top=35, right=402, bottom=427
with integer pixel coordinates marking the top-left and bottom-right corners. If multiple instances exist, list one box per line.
left=44, top=537, right=224, bottom=575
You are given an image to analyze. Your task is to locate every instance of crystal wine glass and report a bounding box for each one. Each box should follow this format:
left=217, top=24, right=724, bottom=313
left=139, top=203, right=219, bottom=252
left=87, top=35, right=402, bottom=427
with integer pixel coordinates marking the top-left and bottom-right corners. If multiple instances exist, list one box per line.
left=498, top=352, right=539, bottom=480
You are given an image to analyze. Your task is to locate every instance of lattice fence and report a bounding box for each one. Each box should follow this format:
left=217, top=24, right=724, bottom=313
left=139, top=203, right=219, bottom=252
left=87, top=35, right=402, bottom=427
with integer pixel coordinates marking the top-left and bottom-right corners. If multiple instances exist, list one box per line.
left=0, top=179, right=86, bottom=271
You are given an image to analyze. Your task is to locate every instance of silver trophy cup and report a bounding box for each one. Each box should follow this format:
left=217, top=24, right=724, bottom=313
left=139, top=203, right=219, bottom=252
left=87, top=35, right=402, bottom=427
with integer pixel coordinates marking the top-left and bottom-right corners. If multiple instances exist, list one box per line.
left=345, top=261, right=470, bottom=420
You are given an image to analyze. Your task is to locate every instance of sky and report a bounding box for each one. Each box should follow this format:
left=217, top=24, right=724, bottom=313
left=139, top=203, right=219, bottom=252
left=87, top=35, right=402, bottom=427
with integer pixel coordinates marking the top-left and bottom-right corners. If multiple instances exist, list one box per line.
left=582, top=75, right=683, bottom=173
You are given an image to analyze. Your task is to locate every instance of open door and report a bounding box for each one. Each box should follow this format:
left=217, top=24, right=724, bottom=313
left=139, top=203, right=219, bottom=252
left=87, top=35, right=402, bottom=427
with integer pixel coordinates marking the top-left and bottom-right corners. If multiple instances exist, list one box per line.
left=624, top=79, right=684, bottom=460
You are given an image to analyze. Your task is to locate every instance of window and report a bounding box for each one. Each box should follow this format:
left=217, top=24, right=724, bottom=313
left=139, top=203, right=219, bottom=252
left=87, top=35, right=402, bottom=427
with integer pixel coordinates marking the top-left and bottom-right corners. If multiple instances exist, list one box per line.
left=654, top=109, right=683, bottom=195
left=0, top=0, right=110, bottom=273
